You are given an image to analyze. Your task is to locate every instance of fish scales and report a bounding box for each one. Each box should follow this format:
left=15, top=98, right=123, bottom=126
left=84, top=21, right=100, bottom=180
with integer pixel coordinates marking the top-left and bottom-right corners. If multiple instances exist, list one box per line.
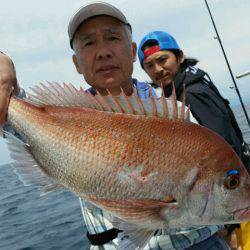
left=7, top=97, right=233, bottom=199
left=3, top=83, right=250, bottom=248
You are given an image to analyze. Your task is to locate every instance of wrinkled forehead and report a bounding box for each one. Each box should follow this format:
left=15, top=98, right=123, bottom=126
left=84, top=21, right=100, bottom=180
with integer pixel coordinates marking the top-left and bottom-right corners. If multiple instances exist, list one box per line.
left=74, top=15, right=127, bottom=38
left=76, top=28, right=124, bottom=42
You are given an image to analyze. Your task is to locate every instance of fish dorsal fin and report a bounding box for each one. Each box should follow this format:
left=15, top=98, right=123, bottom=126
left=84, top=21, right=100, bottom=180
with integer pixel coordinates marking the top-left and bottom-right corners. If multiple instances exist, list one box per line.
left=27, top=81, right=191, bottom=121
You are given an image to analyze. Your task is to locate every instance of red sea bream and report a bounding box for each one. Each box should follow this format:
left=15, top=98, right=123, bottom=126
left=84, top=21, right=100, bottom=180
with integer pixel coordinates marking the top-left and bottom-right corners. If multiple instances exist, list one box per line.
left=2, top=83, right=250, bottom=249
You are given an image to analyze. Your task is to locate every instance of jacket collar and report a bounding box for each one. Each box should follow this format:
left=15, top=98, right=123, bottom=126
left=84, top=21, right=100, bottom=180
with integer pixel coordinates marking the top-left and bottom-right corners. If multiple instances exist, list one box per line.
left=163, top=65, right=206, bottom=98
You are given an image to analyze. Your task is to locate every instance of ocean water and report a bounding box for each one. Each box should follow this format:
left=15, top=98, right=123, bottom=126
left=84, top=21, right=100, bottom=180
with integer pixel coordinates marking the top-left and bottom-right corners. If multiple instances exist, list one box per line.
left=0, top=105, right=249, bottom=250
left=0, top=170, right=89, bottom=250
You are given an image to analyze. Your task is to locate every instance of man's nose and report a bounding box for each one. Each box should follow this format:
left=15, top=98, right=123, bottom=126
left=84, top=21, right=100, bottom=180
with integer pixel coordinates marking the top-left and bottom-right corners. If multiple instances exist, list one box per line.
left=95, top=44, right=112, bottom=60
left=154, top=63, right=163, bottom=74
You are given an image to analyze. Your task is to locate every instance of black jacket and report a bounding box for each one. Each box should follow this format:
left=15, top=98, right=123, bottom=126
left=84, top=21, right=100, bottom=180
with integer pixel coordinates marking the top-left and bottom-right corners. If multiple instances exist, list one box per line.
left=164, top=63, right=249, bottom=170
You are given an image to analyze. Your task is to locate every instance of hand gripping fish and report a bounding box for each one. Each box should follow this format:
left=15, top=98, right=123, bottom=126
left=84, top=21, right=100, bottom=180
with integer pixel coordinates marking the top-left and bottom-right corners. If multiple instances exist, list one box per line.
left=1, top=82, right=250, bottom=249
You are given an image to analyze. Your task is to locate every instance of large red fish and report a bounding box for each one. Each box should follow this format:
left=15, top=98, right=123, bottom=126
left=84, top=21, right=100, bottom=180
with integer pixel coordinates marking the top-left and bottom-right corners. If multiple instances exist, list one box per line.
left=2, top=83, right=250, bottom=249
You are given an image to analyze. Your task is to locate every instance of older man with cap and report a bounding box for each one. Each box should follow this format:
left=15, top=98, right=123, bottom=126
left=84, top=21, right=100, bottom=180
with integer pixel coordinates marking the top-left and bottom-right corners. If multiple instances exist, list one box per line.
left=0, top=2, right=228, bottom=250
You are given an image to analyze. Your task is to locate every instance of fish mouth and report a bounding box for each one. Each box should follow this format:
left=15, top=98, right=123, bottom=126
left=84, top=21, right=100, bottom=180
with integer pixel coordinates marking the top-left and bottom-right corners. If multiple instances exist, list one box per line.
left=233, top=207, right=250, bottom=221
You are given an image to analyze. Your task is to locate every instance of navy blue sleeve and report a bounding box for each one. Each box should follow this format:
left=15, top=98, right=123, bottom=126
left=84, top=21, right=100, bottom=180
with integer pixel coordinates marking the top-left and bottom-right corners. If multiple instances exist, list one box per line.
left=185, top=90, right=242, bottom=155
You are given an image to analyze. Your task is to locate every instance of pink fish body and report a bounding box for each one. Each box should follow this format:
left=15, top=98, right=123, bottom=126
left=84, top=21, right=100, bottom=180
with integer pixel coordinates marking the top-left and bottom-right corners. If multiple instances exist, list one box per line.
left=3, top=83, right=250, bottom=248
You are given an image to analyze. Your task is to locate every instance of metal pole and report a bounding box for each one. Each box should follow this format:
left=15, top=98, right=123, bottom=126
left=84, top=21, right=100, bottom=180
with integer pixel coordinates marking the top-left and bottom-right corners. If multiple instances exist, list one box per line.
left=204, top=0, right=250, bottom=128
left=236, top=71, right=250, bottom=79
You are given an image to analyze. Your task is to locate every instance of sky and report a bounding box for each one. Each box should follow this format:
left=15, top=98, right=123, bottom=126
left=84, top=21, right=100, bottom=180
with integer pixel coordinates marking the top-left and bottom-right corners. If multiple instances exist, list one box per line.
left=0, top=0, right=250, bottom=164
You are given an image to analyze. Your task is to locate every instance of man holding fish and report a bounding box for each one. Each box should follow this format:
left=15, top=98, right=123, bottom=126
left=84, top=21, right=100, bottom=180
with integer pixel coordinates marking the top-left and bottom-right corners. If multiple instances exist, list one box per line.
left=0, top=2, right=249, bottom=250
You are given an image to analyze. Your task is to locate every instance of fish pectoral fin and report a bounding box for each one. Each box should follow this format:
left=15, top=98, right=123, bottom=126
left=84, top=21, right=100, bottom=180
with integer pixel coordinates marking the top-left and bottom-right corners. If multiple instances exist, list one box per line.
left=111, top=216, right=138, bottom=231
left=3, top=130, right=62, bottom=194
left=117, top=228, right=155, bottom=250
left=89, top=198, right=178, bottom=248
left=90, top=197, right=177, bottom=226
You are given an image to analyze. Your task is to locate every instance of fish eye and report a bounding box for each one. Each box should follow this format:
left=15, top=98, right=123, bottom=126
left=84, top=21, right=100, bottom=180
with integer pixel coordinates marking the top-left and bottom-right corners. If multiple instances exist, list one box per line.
left=224, top=169, right=240, bottom=190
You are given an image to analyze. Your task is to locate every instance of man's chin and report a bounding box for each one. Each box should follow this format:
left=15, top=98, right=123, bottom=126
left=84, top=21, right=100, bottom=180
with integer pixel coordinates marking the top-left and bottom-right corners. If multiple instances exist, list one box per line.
left=95, top=77, right=123, bottom=94
left=102, top=78, right=119, bottom=89
left=157, top=81, right=172, bottom=88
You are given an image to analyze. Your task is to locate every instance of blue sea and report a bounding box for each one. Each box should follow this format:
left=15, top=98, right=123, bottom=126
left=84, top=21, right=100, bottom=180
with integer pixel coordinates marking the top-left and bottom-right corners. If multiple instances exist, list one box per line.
left=0, top=104, right=249, bottom=250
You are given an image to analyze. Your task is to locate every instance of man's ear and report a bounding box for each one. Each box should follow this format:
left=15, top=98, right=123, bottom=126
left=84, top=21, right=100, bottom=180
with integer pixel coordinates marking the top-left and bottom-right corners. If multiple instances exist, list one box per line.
left=72, top=54, right=82, bottom=74
left=132, top=42, right=137, bottom=62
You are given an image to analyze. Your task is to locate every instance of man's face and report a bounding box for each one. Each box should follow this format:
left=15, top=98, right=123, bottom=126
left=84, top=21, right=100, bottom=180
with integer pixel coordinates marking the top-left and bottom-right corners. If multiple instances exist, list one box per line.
left=143, top=50, right=184, bottom=87
left=72, top=16, right=137, bottom=94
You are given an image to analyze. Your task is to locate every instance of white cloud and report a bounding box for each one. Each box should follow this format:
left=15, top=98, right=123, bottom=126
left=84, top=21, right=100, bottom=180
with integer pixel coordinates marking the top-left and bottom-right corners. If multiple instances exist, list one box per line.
left=0, top=0, right=249, bottom=106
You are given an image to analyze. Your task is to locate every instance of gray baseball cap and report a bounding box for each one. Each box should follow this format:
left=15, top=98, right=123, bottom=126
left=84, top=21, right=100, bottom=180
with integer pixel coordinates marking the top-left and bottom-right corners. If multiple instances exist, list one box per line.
left=68, top=1, right=132, bottom=48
